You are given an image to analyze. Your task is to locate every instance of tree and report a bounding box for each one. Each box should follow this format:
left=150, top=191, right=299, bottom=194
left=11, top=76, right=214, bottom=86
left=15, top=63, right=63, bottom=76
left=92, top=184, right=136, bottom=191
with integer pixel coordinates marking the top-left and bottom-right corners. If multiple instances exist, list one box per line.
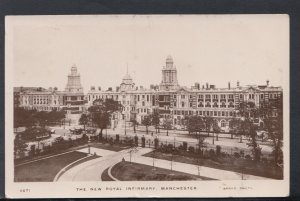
left=186, top=115, right=203, bottom=136
left=20, top=126, right=50, bottom=142
left=212, top=119, right=221, bottom=143
left=162, top=117, right=172, bottom=136
left=88, top=98, right=121, bottom=139
left=14, top=135, right=28, bottom=158
left=236, top=101, right=261, bottom=161
left=79, top=113, right=89, bottom=130
left=14, top=107, right=37, bottom=130
left=247, top=123, right=262, bottom=162
left=131, top=119, right=138, bottom=133
left=142, top=115, right=152, bottom=134
left=229, top=118, right=241, bottom=139
left=152, top=110, right=160, bottom=133
left=262, top=95, right=283, bottom=164
left=203, top=116, right=214, bottom=137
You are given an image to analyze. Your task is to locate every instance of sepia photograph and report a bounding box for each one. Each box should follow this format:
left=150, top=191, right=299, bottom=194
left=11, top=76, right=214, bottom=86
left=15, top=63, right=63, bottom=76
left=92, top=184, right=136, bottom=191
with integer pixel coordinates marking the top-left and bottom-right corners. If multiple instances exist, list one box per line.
left=5, top=14, right=289, bottom=198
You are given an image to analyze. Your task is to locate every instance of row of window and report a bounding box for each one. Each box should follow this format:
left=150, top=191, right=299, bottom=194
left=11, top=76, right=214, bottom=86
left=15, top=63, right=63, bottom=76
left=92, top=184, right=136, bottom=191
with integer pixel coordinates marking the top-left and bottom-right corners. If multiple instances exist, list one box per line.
left=176, top=93, right=279, bottom=100
left=173, top=110, right=234, bottom=117
left=176, top=101, right=235, bottom=108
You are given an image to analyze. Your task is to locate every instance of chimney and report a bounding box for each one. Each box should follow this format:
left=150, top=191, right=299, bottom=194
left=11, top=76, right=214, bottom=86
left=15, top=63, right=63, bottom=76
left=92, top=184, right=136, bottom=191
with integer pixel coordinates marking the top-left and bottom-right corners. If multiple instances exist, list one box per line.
left=266, top=80, right=269, bottom=86
left=228, top=82, right=231, bottom=89
left=206, top=82, right=209, bottom=89
left=237, top=81, right=240, bottom=87
left=91, top=86, right=95, bottom=91
left=202, top=85, right=205, bottom=89
left=116, top=86, right=120, bottom=92
left=98, top=86, right=101, bottom=91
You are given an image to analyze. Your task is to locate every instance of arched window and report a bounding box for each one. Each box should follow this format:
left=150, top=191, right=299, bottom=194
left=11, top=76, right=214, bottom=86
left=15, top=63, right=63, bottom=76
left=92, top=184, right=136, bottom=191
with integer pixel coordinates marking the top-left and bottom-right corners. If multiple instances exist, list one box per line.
left=221, top=102, right=226, bottom=108
left=221, top=120, right=226, bottom=127
left=198, top=102, right=203, bottom=107
left=213, top=102, right=218, bottom=108
left=228, top=102, right=234, bottom=108
left=205, top=102, right=211, bottom=107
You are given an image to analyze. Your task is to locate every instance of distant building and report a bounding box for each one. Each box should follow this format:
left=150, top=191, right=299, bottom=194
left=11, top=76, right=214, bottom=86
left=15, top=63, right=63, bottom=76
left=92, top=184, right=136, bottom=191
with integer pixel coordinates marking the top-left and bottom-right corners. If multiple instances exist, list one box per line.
left=16, top=56, right=282, bottom=131
left=17, top=65, right=86, bottom=115
left=62, top=64, right=86, bottom=114
left=87, top=56, right=283, bottom=131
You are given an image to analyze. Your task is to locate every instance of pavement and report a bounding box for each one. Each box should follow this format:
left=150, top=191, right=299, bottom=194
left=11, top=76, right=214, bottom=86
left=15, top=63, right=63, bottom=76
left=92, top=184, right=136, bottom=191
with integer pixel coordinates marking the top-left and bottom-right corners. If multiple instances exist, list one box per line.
left=56, top=147, right=271, bottom=182
left=95, top=126, right=273, bottom=155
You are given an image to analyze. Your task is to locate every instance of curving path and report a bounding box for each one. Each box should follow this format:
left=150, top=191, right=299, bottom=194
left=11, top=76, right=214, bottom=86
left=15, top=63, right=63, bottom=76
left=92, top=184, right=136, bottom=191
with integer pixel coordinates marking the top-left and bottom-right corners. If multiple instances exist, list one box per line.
left=56, top=147, right=271, bottom=181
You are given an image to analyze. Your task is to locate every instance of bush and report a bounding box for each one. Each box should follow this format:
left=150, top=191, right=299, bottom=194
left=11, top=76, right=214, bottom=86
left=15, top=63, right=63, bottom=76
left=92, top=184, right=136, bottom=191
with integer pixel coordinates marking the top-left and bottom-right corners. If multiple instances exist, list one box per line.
left=234, top=152, right=241, bottom=158
left=245, top=154, right=252, bottom=160
left=116, top=134, right=120, bottom=143
left=221, top=152, right=226, bottom=158
left=188, top=146, right=195, bottom=154
left=239, top=150, right=245, bottom=157
left=216, top=145, right=221, bottom=156
left=209, top=149, right=215, bottom=158
left=134, top=136, right=139, bottom=146
left=183, top=142, right=188, bottom=151
left=141, top=136, right=145, bottom=147
left=154, top=138, right=159, bottom=149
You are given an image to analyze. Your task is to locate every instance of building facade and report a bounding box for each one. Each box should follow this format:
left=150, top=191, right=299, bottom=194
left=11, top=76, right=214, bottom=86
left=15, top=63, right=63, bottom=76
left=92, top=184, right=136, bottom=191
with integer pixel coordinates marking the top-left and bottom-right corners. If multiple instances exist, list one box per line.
left=16, top=56, right=282, bottom=131
left=86, top=56, right=283, bottom=131
left=17, top=65, right=86, bottom=116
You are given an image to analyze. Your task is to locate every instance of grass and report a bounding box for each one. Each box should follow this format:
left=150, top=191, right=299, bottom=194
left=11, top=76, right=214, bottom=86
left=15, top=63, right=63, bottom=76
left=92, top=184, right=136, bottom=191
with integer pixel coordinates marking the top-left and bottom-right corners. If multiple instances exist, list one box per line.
left=143, top=151, right=283, bottom=179
left=91, top=143, right=130, bottom=152
left=111, top=161, right=214, bottom=181
left=101, top=168, right=114, bottom=181
left=15, top=151, right=88, bottom=182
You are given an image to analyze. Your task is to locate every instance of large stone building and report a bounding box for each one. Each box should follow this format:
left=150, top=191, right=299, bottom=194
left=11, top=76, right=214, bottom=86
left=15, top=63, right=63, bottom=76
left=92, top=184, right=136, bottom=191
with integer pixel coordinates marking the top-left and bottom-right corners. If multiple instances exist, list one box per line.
left=86, top=56, right=283, bottom=131
left=17, top=65, right=86, bottom=124
left=16, top=56, right=282, bottom=131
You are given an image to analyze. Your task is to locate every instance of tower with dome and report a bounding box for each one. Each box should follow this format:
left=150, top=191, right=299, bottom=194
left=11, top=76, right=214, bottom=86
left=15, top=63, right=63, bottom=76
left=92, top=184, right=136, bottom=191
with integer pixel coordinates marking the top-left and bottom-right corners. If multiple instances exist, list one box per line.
left=159, top=55, right=179, bottom=91
left=120, top=68, right=135, bottom=92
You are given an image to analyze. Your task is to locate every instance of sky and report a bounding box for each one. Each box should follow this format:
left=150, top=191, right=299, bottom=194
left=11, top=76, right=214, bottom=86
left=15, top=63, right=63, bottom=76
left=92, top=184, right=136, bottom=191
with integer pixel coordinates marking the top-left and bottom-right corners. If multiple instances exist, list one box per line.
left=8, top=15, right=289, bottom=93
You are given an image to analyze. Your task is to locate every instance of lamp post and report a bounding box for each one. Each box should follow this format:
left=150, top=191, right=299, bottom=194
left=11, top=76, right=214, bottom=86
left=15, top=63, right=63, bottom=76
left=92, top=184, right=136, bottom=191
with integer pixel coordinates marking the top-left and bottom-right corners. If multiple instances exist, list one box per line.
left=124, top=117, right=127, bottom=135
left=152, top=149, right=156, bottom=170
left=170, top=147, right=175, bottom=175
left=106, top=127, right=108, bottom=140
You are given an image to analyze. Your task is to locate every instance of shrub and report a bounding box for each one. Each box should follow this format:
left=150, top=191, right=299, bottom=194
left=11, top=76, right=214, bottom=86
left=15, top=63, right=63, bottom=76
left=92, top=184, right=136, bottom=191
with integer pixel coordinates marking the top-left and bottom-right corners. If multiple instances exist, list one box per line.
left=239, top=150, right=245, bottom=157
left=134, top=136, right=139, bottom=146
left=216, top=145, right=221, bottom=156
left=209, top=149, right=215, bottom=158
left=234, top=152, right=241, bottom=158
left=183, top=142, right=188, bottom=151
left=221, top=152, right=226, bottom=158
left=116, top=134, right=120, bottom=143
left=188, top=146, right=195, bottom=154
left=141, top=136, right=145, bottom=147
left=154, top=138, right=159, bottom=149
left=245, top=154, right=252, bottom=160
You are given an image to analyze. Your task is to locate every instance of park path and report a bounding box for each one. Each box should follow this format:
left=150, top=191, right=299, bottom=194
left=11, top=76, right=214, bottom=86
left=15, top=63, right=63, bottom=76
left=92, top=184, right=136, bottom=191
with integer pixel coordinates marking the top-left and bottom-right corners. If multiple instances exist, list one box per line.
left=57, top=147, right=130, bottom=181
left=56, top=147, right=271, bottom=181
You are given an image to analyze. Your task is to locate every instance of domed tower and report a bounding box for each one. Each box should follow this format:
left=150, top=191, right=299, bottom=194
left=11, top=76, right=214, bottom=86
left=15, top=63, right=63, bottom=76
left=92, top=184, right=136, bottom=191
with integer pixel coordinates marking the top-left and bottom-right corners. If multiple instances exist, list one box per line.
left=120, top=68, right=135, bottom=91
left=160, top=55, right=179, bottom=91
left=65, top=64, right=83, bottom=93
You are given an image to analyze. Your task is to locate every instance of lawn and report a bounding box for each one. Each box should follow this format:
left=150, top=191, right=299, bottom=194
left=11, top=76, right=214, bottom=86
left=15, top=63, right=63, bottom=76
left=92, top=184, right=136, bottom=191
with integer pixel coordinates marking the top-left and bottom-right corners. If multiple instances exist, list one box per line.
left=111, top=161, right=214, bottom=181
left=143, top=151, right=283, bottom=179
left=91, top=143, right=130, bottom=152
left=15, top=151, right=88, bottom=182
left=101, top=168, right=114, bottom=181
